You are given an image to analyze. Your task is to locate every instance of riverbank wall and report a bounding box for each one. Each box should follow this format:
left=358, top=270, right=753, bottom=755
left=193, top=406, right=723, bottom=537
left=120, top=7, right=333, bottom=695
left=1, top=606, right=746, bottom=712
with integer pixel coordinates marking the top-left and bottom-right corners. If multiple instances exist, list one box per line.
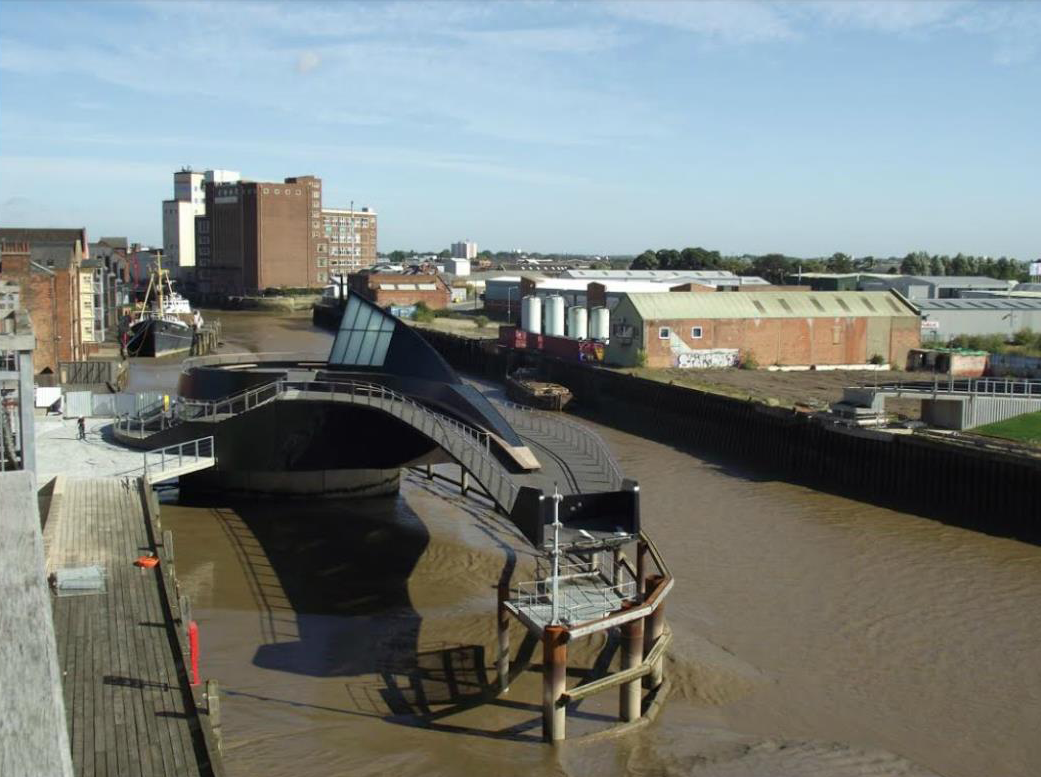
left=417, top=330, right=1039, bottom=543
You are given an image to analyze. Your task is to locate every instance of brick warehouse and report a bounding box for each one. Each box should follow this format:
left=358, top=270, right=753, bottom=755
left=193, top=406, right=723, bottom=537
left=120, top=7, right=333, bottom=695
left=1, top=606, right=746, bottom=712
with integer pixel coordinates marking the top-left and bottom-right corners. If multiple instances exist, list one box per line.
left=605, top=290, right=920, bottom=369
left=0, top=228, right=91, bottom=374
left=348, top=272, right=451, bottom=310
left=194, top=174, right=377, bottom=296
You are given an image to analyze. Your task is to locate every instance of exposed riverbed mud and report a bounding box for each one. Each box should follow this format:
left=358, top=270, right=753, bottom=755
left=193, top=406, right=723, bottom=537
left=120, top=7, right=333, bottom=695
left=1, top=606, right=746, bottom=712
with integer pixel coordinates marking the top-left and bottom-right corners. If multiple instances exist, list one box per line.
left=156, top=312, right=1040, bottom=777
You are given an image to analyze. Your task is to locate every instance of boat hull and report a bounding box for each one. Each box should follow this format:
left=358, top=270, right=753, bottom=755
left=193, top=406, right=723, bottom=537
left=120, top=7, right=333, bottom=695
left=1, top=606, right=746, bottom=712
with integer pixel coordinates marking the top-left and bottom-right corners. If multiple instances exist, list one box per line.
left=126, top=318, right=193, bottom=358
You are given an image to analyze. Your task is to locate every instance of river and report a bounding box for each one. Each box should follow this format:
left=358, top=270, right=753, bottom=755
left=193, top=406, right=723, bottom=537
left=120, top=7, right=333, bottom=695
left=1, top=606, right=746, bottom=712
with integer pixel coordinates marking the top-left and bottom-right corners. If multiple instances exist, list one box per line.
left=156, top=311, right=1041, bottom=777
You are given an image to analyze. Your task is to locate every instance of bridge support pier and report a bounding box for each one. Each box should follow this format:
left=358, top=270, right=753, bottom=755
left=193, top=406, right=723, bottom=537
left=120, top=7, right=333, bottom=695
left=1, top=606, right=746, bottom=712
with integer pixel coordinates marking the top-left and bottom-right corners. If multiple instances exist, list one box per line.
left=542, top=625, right=568, bottom=742
left=619, top=604, right=644, bottom=722
left=460, top=466, right=469, bottom=496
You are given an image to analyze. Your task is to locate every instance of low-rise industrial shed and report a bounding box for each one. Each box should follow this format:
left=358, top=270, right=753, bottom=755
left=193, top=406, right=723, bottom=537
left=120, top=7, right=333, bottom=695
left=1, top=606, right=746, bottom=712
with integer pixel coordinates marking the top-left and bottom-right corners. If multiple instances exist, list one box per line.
left=605, top=291, right=920, bottom=369
left=918, top=298, right=1041, bottom=342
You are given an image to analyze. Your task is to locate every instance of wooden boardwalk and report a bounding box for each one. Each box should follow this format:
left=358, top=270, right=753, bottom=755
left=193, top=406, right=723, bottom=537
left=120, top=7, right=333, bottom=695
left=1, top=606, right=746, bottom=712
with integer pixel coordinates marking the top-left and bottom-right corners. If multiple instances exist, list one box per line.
left=43, top=476, right=221, bottom=777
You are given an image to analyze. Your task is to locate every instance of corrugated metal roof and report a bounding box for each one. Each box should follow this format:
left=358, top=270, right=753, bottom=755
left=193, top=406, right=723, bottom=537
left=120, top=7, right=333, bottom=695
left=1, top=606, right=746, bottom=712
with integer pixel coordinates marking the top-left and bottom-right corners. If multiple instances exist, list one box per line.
left=917, top=298, right=1041, bottom=310
left=624, top=291, right=918, bottom=320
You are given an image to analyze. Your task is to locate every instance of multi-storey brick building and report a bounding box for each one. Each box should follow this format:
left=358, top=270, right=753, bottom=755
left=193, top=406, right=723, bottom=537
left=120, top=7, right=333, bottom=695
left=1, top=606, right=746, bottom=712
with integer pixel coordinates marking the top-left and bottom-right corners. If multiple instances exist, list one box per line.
left=193, top=174, right=378, bottom=296
left=162, top=168, right=239, bottom=279
left=322, top=206, right=377, bottom=275
left=0, top=228, right=91, bottom=373
left=195, top=175, right=323, bottom=294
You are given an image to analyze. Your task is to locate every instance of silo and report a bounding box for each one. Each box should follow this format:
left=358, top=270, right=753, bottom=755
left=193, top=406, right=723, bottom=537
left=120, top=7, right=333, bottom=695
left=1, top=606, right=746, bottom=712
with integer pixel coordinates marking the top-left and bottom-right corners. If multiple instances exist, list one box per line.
left=544, top=296, right=565, bottom=337
left=567, top=306, right=588, bottom=340
left=521, top=295, right=542, bottom=334
left=590, top=307, right=610, bottom=340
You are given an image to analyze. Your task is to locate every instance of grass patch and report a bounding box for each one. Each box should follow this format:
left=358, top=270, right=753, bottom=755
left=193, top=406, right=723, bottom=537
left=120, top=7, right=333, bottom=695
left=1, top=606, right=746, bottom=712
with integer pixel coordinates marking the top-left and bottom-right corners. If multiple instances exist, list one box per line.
left=972, top=411, right=1041, bottom=446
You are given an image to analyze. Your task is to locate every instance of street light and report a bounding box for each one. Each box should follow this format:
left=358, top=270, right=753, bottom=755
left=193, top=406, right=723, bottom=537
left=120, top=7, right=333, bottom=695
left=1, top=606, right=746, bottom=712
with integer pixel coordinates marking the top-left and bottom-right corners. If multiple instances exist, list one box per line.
left=507, top=286, right=514, bottom=324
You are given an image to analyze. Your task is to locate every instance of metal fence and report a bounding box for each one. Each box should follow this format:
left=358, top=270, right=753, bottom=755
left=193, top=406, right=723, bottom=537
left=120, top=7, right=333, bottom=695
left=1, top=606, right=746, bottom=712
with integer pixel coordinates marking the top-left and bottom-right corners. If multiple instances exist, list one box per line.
left=142, top=436, right=215, bottom=482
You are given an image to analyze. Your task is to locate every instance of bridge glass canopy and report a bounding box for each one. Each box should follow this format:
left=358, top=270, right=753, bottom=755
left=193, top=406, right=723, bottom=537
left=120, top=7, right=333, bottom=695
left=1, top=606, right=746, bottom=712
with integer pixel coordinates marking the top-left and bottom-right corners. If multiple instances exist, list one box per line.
left=328, top=294, right=396, bottom=367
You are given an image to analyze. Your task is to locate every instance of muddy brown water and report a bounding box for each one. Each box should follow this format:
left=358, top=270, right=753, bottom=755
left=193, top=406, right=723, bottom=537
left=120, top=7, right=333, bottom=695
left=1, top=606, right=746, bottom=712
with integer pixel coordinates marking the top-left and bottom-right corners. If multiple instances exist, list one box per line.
left=152, top=312, right=1041, bottom=777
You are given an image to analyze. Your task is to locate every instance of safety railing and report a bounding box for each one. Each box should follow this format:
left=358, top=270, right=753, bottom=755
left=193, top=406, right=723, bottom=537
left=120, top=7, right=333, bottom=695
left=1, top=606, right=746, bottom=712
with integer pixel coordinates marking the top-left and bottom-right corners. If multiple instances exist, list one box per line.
left=858, top=376, right=1041, bottom=398
left=142, top=436, right=215, bottom=482
left=496, top=399, right=624, bottom=490
left=514, top=576, right=637, bottom=626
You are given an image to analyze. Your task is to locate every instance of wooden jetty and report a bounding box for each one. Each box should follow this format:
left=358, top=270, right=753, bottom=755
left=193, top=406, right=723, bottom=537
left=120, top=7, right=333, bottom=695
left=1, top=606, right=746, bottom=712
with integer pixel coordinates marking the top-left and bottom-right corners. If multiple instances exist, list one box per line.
left=41, top=476, right=224, bottom=777
left=191, top=320, right=221, bottom=357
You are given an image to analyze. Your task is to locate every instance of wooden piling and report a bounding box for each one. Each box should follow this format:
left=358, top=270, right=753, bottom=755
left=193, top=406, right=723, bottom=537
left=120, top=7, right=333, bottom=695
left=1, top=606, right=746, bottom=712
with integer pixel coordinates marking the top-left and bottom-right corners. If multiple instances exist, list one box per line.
left=643, top=575, right=665, bottom=689
left=205, top=679, right=222, bottom=754
left=619, top=604, right=644, bottom=722
left=460, top=466, right=469, bottom=496
left=542, top=624, right=568, bottom=742
left=497, top=578, right=510, bottom=693
left=636, top=540, right=648, bottom=598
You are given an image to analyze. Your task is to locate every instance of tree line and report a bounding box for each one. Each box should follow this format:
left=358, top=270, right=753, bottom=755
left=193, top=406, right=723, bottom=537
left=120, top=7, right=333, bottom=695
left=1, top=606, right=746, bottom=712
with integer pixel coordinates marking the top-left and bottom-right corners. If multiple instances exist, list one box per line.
left=629, top=247, right=1030, bottom=284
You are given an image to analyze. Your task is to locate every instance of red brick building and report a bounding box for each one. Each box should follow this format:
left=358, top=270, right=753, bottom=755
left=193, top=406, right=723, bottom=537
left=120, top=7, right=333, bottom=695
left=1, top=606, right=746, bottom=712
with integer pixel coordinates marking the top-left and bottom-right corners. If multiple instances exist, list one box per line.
left=0, top=228, right=90, bottom=374
left=348, top=272, right=451, bottom=310
left=194, top=175, right=378, bottom=296
left=606, top=290, right=920, bottom=369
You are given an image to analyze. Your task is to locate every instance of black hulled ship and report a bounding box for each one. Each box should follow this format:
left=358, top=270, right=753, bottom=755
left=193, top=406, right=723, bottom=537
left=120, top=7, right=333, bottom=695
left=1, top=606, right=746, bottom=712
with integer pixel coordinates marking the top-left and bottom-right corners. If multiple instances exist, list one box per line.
left=125, top=263, right=200, bottom=358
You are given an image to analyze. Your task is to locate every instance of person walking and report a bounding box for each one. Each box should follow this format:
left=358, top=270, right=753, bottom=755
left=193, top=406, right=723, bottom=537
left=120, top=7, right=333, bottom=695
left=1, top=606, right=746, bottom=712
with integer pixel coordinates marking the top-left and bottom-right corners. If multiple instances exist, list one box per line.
left=77, top=417, right=86, bottom=441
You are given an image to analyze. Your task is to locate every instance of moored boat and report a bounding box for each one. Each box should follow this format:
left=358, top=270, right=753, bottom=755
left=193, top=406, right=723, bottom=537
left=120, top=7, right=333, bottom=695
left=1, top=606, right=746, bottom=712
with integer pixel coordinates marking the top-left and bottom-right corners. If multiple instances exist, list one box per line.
left=125, top=263, right=201, bottom=358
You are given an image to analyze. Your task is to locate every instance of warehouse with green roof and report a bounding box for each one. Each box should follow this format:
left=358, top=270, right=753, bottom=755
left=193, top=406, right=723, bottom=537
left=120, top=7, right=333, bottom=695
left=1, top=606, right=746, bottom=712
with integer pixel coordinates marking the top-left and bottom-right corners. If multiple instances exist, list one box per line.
left=605, top=290, right=921, bottom=369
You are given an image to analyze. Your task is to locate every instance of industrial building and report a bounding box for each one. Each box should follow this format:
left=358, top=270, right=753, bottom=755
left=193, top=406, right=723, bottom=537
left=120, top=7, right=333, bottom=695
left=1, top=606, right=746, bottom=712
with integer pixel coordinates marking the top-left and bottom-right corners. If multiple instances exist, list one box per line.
left=348, top=272, right=451, bottom=310
left=860, top=275, right=1012, bottom=299
left=604, top=291, right=920, bottom=369
left=917, top=298, right=1041, bottom=342
left=191, top=172, right=377, bottom=296
left=162, top=168, right=240, bottom=277
left=484, top=272, right=771, bottom=318
left=0, top=228, right=93, bottom=372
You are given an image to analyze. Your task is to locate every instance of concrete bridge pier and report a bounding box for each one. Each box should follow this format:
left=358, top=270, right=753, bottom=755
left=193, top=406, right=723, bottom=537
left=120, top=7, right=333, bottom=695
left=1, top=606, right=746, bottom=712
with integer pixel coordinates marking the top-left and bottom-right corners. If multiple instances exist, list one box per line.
left=643, top=575, right=666, bottom=690
left=619, top=604, right=644, bottom=722
left=497, top=578, right=510, bottom=693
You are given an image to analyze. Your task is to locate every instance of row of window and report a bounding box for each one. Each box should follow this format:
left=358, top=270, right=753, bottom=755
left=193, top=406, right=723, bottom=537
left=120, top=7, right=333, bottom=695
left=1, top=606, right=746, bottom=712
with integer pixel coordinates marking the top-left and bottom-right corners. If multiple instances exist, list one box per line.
left=260, top=187, right=304, bottom=196
left=659, top=326, right=703, bottom=340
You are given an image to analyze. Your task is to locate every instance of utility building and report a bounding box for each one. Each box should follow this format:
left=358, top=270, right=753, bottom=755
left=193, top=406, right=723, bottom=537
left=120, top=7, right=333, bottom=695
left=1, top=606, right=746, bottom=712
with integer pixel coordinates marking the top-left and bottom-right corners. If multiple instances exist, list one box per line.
left=606, top=291, right=920, bottom=369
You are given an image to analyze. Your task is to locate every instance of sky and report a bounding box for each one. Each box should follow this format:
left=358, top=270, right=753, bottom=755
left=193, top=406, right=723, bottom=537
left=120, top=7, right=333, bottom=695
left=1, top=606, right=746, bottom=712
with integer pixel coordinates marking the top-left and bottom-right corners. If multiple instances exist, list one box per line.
left=0, top=0, right=1039, bottom=259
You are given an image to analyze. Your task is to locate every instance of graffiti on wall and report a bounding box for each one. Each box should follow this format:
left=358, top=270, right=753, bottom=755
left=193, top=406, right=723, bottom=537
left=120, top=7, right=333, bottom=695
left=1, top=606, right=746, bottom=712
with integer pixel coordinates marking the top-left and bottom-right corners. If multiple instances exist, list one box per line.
left=675, top=349, right=739, bottom=369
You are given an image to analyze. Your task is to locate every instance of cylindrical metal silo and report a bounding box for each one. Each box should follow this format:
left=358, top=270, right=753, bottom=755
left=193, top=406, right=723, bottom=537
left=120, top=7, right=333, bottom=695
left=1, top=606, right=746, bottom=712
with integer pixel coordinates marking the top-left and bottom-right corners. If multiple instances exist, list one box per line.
left=521, top=295, right=542, bottom=334
left=544, top=296, right=565, bottom=337
left=590, top=306, right=610, bottom=340
left=567, top=306, right=588, bottom=340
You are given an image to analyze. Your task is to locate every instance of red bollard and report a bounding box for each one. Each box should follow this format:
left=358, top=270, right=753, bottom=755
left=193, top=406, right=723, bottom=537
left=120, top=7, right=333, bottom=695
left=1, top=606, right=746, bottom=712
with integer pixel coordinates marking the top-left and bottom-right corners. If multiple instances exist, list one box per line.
left=188, top=620, right=200, bottom=686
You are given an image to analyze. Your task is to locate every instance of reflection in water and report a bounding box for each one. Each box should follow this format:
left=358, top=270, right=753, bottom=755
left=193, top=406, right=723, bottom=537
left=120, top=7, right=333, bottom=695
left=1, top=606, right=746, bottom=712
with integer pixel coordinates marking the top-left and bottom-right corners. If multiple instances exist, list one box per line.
left=157, top=312, right=1041, bottom=777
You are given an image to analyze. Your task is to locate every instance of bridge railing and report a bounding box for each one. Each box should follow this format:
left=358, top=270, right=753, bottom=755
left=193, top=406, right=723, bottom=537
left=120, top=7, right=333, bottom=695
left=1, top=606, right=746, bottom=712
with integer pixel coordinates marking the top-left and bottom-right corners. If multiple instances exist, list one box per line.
left=118, top=377, right=519, bottom=511
left=143, top=436, right=215, bottom=481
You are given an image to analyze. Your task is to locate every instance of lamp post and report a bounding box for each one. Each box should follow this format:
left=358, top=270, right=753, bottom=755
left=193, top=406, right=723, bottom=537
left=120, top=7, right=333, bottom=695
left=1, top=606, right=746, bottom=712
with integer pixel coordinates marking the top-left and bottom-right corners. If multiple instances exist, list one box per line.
left=507, top=286, right=514, bottom=324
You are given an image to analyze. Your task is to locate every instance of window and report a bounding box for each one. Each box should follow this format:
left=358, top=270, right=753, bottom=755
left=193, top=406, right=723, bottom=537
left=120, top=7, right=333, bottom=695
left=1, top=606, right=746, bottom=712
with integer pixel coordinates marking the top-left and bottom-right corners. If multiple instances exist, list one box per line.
left=317, top=244, right=327, bottom=253
left=317, top=257, right=327, bottom=267
left=274, top=188, right=281, bottom=194
left=328, top=295, right=395, bottom=368
left=658, top=327, right=670, bottom=339
left=752, top=300, right=767, bottom=314
left=860, top=295, right=877, bottom=312
left=691, top=326, right=703, bottom=339
left=295, top=189, right=301, bottom=195
left=317, top=271, right=326, bottom=282
left=836, top=298, right=851, bottom=312
left=810, top=298, right=824, bottom=312
left=263, top=188, right=269, bottom=194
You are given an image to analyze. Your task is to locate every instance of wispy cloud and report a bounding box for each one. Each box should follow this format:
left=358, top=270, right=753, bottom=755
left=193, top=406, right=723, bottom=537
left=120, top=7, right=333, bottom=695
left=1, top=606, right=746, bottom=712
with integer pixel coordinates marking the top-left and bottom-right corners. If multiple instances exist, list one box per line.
left=604, top=1, right=795, bottom=44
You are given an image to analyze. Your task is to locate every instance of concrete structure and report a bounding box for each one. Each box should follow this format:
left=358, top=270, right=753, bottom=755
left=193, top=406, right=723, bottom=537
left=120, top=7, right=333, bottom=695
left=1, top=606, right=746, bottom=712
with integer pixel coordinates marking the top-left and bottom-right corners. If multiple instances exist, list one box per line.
left=322, top=206, right=377, bottom=275
left=444, top=257, right=471, bottom=276
left=348, top=271, right=451, bottom=310
left=0, top=228, right=90, bottom=372
left=917, top=298, right=1041, bottom=342
left=0, top=309, right=36, bottom=473
left=788, top=272, right=861, bottom=291
left=0, top=471, right=74, bottom=777
left=162, top=168, right=240, bottom=278
left=843, top=377, right=1041, bottom=430
left=606, top=291, right=920, bottom=369
left=451, top=240, right=478, bottom=260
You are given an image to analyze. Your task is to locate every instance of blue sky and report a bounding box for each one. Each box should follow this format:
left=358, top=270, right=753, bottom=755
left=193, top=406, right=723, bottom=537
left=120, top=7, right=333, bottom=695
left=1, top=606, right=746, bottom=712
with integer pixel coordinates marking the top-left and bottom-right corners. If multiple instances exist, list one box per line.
left=0, top=1, right=1038, bottom=258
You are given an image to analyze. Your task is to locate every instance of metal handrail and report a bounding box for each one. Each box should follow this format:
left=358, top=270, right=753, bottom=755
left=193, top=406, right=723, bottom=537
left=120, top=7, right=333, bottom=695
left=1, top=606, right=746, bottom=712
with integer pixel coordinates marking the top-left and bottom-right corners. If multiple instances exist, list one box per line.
left=495, top=398, right=624, bottom=489
left=856, top=376, right=1041, bottom=398
left=142, top=435, right=215, bottom=480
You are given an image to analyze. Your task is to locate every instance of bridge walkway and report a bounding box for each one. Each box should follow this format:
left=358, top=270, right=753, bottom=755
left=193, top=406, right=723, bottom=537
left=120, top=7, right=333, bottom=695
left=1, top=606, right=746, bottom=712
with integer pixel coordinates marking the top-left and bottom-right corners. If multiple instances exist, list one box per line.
left=42, top=476, right=222, bottom=777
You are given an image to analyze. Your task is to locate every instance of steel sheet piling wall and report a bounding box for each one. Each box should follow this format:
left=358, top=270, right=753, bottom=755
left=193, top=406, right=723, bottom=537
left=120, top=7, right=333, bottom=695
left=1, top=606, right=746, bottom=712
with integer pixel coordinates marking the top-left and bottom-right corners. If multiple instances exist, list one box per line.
left=416, top=329, right=1040, bottom=542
